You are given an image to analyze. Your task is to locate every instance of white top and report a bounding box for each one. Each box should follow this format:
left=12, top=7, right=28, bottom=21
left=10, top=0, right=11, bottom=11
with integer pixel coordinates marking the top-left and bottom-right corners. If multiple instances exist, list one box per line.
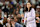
left=24, top=8, right=36, bottom=27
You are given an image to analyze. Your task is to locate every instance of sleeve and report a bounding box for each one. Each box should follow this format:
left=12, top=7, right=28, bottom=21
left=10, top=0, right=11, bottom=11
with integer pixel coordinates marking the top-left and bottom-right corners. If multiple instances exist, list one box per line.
left=27, top=8, right=35, bottom=22
left=24, top=12, right=27, bottom=24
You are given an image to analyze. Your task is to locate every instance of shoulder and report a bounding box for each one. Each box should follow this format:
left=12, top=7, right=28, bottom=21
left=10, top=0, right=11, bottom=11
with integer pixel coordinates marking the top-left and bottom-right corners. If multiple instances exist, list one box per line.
left=15, top=23, right=19, bottom=25
left=31, top=8, right=35, bottom=12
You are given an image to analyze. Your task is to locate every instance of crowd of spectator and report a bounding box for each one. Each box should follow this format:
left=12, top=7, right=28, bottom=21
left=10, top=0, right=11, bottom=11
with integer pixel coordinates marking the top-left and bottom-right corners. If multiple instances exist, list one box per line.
left=0, top=0, right=40, bottom=27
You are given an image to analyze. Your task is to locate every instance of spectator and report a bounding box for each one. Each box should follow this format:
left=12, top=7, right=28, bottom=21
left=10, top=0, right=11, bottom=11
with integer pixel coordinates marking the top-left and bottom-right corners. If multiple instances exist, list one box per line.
left=31, top=0, right=36, bottom=5
left=12, top=0, right=17, bottom=4
left=17, top=14, right=22, bottom=24
left=0, top=0, right=40, bottom=27
left=6, top=17, right=11, bottom=27
left=3, top=15, right=7, bottom=25
left=2, top=5, right=9, bottom=13
left=36, top=17, right=40, bottom=27
left=0, top=9, right=4, bottom=19
left=9, top=5, right=14, bottom=14
left=20, top=8, right=23, bottom=14
left=35, top=0, right=39, bottom=5
left=13, top=16, right=23, bottom=27
left=5, top=0, right=9, bottom=5
left=0, top=12, right=3, bottom=25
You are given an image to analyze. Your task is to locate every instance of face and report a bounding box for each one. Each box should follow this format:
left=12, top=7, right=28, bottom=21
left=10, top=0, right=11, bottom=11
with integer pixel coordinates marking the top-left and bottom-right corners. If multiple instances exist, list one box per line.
left=36, top=8, right=39, bottom=11
left=14, top=17, right=18, bottom=22
left=16, top=11, right=19, bottom=14
left=21, top=14, right=24, bottom=17
left=27, top=2, right=31, bottom=8
left=11, top=20, right=15, bottom=25
left=17, top=14, right=21, bottom=17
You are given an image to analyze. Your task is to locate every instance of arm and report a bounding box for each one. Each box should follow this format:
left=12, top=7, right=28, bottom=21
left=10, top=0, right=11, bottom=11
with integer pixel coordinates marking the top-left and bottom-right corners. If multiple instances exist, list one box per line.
left=24, top=12, right=27, bottom=24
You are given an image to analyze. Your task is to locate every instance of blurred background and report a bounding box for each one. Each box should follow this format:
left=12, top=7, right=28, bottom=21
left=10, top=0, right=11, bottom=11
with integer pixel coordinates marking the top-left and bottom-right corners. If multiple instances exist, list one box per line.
left=0, top=0, right=40, bottom=27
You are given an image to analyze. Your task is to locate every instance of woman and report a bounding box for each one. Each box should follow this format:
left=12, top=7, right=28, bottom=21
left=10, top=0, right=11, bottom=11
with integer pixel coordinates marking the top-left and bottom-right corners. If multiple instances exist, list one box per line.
left=24, top=2, right=36, bottom=27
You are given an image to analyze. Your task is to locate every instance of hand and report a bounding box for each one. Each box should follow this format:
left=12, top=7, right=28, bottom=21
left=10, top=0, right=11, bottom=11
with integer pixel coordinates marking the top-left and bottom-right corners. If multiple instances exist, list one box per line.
left=21, top=14, right=24, bottom=17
